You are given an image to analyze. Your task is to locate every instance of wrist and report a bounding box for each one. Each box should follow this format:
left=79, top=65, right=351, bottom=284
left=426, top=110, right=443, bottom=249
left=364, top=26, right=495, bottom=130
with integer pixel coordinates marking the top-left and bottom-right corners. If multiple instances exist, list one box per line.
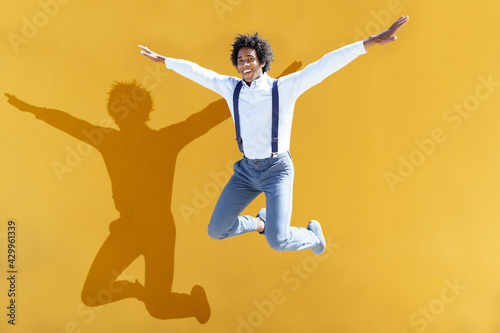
left=363, top=36, right=376, bottom=50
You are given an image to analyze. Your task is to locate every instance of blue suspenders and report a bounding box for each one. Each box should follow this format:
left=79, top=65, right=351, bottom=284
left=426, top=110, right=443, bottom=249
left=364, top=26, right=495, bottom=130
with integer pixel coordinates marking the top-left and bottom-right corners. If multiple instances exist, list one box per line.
left=233, top=79, right=279, bottom=157
left=271, top=79, right=279, bottom=157
left=233, top=81, right=244, bottom=155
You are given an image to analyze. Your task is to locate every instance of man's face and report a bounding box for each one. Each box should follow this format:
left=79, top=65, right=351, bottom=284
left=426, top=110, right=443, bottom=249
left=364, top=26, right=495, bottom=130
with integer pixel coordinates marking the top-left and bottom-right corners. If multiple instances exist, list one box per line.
left=237, top=47, right=265, bottom=84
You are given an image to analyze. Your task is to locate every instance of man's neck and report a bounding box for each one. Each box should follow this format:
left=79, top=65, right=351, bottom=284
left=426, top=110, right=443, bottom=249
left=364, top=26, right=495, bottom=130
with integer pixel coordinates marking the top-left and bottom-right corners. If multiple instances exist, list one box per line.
left=243, top=72, right=266, bottom=87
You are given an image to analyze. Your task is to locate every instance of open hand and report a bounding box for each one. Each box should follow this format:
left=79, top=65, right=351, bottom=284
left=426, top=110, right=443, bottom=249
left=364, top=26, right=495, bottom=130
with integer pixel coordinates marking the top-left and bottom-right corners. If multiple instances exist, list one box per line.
left=364, top=15, right=409, bottom=48
left=138, top=45, right=165, bottom=63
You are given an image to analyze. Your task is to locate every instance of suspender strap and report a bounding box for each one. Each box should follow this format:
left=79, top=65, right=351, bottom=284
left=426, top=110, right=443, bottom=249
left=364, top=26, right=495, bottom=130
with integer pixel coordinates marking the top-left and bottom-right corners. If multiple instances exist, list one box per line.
left=271, top=79, right=279, bottom=157
left=232, top=79, right=279, bottom=157
left=233, top=81, right=244, bottom=155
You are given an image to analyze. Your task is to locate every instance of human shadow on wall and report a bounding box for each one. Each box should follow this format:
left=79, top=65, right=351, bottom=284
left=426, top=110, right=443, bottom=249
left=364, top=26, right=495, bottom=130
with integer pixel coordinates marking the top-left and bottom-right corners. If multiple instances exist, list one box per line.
left=4, top=61, right=301, bottom=323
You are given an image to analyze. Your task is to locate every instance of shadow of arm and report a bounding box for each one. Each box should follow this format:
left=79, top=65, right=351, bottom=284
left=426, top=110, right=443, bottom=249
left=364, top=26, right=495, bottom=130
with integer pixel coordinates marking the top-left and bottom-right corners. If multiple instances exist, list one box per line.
left=5, top=93, right=113, bottom=146
left=165, top=98, right=229, bottom=147
left=278, top=61, right=302, bottom=77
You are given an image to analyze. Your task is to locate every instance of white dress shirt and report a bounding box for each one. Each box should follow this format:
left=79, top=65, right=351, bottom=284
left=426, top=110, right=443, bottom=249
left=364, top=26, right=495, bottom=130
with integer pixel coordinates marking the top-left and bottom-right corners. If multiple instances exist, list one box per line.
left=164, top=41, right=367, bottom=159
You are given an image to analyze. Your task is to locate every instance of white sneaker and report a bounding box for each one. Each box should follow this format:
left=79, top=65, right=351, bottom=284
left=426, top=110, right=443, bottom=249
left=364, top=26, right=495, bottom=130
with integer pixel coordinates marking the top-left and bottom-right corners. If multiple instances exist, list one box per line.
left=307, top=220, right=326, bottom=255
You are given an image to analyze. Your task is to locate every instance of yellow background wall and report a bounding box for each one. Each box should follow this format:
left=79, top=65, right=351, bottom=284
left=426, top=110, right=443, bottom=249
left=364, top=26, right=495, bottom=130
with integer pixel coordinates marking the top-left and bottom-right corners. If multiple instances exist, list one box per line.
left=1, top=0, right=500, bottom=332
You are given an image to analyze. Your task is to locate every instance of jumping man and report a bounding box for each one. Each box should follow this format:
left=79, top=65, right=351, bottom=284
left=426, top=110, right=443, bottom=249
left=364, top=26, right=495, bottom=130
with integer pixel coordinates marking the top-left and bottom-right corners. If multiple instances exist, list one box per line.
left=139, top=15, right=409, bottom=255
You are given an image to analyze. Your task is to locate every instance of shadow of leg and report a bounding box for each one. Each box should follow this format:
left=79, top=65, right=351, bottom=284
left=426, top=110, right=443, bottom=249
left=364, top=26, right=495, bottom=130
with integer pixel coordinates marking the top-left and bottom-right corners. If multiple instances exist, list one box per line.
left=142, top=225, right=211, bottom=323
left=144, top=287, right=210, bottom=323
left=81, top=218, right=145, bottom=306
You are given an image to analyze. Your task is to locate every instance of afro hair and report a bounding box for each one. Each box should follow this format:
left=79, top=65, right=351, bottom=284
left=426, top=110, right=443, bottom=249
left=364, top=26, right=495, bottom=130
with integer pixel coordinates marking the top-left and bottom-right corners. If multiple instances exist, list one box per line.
left=230, top=32, right=274, bottom=73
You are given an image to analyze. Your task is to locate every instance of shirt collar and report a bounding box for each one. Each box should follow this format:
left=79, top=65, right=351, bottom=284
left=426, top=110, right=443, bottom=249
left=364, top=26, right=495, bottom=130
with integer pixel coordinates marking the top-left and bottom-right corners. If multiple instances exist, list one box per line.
left=242, top=72, right=270, bottom=89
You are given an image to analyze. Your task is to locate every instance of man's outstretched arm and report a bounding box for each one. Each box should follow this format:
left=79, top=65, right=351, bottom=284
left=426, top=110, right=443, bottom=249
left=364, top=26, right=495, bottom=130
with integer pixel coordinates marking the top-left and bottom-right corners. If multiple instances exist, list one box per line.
left=138, top=44, right=235, bottom=99
left=280, top=15, right=409, bottom=99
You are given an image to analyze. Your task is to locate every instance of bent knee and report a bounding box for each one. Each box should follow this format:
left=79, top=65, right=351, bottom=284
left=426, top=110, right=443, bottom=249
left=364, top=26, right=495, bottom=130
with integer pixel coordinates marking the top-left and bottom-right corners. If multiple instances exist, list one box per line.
left=207, top=223, right=225, bottom=240
left=266, top=236, right=288, bottom=252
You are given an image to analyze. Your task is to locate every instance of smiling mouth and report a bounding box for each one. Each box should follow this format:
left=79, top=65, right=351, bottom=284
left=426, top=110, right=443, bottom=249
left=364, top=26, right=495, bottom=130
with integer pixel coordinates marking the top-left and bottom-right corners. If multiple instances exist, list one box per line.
left=242, top=69, right=252, bottom=75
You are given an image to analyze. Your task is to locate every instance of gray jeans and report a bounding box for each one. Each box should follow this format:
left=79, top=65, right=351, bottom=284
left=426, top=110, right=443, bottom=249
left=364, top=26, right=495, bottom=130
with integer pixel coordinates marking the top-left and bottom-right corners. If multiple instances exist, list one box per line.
left=208, top=151, right=319, bottom=251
